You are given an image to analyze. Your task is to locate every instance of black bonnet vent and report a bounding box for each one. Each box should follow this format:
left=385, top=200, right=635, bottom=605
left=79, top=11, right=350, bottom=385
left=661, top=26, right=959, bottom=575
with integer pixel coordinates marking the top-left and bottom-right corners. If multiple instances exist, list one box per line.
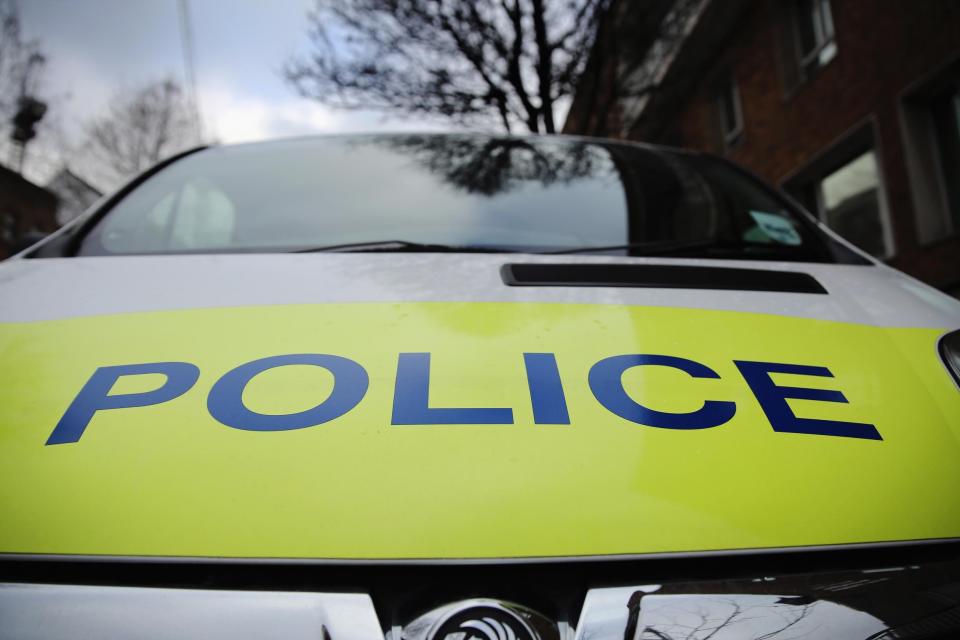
left=501, top=263, right=828, bottom=294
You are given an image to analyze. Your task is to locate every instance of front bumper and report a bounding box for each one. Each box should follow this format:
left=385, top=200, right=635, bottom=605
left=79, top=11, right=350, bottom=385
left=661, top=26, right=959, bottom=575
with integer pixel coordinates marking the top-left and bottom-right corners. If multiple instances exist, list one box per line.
left=2, top=542, right=959, bottom=639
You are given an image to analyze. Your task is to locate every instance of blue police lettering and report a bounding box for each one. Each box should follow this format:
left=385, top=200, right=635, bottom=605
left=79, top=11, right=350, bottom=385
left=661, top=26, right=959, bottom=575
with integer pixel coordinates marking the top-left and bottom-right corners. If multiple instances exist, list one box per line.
left=734, top=360, right=881, bottom=440
left=47, top=353, right=880, bottom=444
left=589, top=354, right=736, bottom=429
left=523, top=353, right=570, bottom=425
left=208, top=354, right=369, bottom=431
left=46, top=362, right=199, bottom=445
left=392, top=353, right=513, bottom=425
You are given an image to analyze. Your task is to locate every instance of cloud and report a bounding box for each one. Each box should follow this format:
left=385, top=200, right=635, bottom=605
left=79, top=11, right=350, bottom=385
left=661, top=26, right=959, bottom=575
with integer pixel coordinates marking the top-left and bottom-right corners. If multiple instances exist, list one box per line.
left=197, top=83, right=456, bottom=145
left=197, top=84, right=344, bottom=144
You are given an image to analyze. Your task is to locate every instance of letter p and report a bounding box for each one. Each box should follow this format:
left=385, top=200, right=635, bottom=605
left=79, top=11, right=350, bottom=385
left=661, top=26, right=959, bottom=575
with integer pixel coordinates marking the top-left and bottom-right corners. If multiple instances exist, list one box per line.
left=46, top=362, right=200, bottom=445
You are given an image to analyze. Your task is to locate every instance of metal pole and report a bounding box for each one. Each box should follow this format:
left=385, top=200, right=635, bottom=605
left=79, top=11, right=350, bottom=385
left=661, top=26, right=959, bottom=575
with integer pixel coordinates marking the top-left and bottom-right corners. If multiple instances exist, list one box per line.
left=14, top=142, right=26, bottom=174
left=177, top=0, right=203, bottom=142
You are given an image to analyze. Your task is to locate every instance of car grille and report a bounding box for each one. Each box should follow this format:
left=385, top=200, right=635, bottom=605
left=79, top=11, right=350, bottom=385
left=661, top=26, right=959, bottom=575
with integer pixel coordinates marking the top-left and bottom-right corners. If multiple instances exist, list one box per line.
left=1, top=542, right=958, bottom=639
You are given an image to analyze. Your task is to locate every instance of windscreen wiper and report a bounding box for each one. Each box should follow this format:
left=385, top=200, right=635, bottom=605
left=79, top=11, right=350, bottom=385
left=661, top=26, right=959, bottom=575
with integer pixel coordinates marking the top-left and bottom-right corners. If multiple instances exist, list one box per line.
left=540, top=238, right=731, bottom=256
left=293, top=240, right=518, bottom=254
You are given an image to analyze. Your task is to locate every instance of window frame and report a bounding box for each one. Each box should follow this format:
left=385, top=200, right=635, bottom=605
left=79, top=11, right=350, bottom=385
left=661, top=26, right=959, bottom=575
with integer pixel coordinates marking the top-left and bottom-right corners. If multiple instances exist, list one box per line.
left=793, top=0, right=837, bottom=72
left=716, top=76, right=745, bottom=151
left=781, top=121, right=895, bottom=260
left=899, top=57, right=960, bottom=245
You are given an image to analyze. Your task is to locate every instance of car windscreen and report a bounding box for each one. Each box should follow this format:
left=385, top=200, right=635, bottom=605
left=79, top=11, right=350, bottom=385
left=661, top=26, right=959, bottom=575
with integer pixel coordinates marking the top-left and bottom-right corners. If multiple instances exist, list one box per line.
left=76, top=134, right=857, bottom=262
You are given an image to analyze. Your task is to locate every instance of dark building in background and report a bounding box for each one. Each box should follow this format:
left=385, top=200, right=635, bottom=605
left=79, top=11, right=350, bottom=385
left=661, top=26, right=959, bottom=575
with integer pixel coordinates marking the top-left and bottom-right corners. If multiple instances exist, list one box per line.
left=46, top=168, right=103, bottom=226
left=564, top=0, right=960, bottom=295
left=0, top=164, right=58, bottom=259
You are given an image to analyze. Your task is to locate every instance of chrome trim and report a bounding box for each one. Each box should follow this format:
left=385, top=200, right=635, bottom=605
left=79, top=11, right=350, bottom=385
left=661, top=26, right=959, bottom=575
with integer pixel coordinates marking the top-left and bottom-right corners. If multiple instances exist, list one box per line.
left=575, top=587, right=891, bottom=640
left=3, top=553, right=958, bottom=639
left=0, top=556, right=960, bottom=640
left=402, top=599, right=558, bottom=640
left=0, top=583, right=383, bottom=640
left=574, top=558, right=960, bottom=639
left=0, top=536, right=957, bottom=565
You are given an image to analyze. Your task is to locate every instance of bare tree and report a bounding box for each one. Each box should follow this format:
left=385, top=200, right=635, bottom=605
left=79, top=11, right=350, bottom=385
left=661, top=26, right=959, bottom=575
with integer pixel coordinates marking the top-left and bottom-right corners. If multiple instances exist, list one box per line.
left=636, top=597, right=816, bottom=640
left=0, top=0, right=50, bottom=172
left=283, top=0, right=615, bottom=134
left=372, top=134, right=607, bottom=195
left=565, top=0, right=705, bottom=138
left=0, top=0, right=46, bottom=119
left=84, top=78, right=199, bottom=185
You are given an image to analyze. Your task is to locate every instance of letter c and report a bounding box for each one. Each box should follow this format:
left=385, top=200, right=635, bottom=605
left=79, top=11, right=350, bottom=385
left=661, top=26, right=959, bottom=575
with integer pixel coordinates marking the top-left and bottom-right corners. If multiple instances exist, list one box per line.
left=589, top=354, right=735, bottom=429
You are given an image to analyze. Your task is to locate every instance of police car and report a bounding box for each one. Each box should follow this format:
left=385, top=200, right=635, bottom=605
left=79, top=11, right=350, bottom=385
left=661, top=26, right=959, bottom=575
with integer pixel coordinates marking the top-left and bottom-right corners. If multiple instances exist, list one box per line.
left=1, top=134, right=959, bottom=639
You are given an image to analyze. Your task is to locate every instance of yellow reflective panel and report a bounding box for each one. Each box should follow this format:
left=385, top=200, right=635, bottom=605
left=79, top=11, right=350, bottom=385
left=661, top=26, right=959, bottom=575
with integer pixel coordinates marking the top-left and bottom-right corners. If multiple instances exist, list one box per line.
left=0, top=302, right=958, bottom=559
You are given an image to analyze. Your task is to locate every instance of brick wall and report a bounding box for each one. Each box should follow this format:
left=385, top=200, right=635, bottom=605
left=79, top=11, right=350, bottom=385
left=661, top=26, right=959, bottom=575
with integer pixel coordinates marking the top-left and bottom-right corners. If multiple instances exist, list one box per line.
left=568, top=0, right=960, bottom=292
left=662, top=0, right=960, bottom=291
left=0, top=165, right=59, bottom=259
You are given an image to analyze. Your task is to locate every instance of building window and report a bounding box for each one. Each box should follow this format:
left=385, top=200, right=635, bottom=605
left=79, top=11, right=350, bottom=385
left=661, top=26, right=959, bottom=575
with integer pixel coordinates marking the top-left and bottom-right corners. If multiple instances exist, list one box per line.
left=794, top=0, right=837, bottom=71
left=900, top=62, right=960, bottom=245
left=1, top=213, right=16, bottom=245
left=778, top=0, right=837, bottom=93
left=716, top=77, right=743, bottom=150
left=930, top=86, right=960, bottom=232
left=817, top=151, right=887, bottom=257
left=785, top=129, right=892, bottom=258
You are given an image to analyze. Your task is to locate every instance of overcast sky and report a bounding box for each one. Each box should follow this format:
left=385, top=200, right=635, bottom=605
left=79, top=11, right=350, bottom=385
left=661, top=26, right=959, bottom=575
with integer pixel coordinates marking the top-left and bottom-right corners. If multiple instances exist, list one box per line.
left=16, top=0, right=451, bottom=180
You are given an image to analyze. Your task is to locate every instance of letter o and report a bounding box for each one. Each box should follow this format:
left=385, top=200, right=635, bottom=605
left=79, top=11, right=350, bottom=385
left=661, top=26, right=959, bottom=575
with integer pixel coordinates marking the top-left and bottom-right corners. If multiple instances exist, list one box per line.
left=208, top=354, right=368, bottom=431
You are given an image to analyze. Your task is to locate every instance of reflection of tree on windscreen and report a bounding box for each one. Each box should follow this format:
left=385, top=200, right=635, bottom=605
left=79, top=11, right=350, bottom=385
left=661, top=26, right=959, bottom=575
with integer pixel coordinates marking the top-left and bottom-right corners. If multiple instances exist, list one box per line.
left=623, top=592, right=828, bottom=640
left=641, top=598, right=813, bottom=640
left=369, top=134, right=614, bottom=197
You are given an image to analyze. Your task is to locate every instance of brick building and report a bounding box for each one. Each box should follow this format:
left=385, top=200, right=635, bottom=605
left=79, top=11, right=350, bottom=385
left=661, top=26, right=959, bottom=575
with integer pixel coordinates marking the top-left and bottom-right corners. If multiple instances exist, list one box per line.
left=46, top=168, right=102, bottom=226
left=0, top=164, right=59, bottom=259
left=564, top=0, right=960, bottom=294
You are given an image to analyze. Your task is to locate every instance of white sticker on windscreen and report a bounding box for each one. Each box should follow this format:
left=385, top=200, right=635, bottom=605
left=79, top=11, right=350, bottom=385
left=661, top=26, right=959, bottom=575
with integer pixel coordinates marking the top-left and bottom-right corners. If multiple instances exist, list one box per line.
left=749, top=210, right=802, bottom=246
